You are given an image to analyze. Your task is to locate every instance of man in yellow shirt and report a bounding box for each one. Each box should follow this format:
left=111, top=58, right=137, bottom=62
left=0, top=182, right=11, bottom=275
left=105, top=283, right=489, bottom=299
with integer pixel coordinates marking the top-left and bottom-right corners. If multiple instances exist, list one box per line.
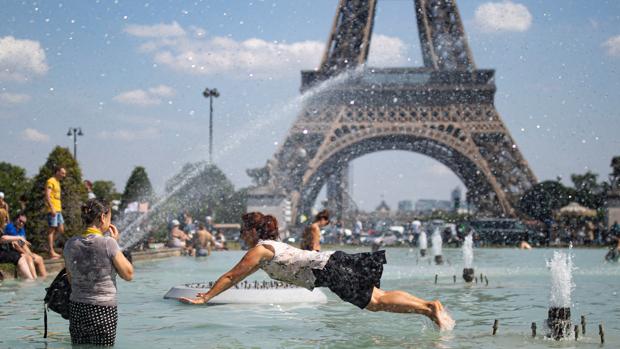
left=46, top=166, right=66, bottom=259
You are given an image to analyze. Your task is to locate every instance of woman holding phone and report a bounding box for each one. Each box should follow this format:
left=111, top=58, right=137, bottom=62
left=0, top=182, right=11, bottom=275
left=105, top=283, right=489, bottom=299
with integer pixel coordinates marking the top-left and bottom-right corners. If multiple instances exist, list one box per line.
left=63, top=198, right=133, bottom=346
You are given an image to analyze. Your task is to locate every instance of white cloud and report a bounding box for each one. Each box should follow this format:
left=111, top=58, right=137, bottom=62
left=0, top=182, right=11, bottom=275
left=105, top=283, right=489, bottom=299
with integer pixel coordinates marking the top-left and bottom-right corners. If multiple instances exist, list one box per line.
left=113, top=84, right=175, bottom=106
left=427, top=163, right=453, bottom=176
left=368, top=35, right=409, bottom=66
left=125, top=22, right=407, bottom=78
left=0, top=36, right=49, bottom=81
left=97, top=127, right=160, bottom=141
left=603, top=35, right=620, bottom=57
left=0, top=92, right=31, bottom=105
left=474, top=1, right=532, bottom=33
left=21, top=128, right=49, bottom=142
left=124, top=21, right=186, bottom=38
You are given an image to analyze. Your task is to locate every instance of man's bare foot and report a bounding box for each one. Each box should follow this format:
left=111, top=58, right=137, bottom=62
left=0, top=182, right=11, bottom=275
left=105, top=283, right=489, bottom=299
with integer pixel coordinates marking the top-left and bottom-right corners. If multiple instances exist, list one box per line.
left=49, top=253, right=61, bottom=260
left=428, top=300, right=455, bottom=331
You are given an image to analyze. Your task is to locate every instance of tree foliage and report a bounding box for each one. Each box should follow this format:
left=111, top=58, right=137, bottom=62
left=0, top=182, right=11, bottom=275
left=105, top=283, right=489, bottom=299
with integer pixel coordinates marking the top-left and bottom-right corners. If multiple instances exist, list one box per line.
left=120, top=166, right=154, bottom=210
left=0, top=162, right=31, bottom=214
left=159, top=162, right=246, bottom=225
left=518, top=180, right=572, bottom=221
left=570, top=171, right=608, bottom=209
left=92, top=180, right=120, bottom=202
left=24, top=146, right=87, bottom=247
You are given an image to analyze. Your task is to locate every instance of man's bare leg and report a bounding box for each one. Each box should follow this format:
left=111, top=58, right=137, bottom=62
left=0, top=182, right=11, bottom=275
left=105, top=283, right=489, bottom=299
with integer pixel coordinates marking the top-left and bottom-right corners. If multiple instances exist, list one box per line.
left=48, top=227, right=62, bottom=258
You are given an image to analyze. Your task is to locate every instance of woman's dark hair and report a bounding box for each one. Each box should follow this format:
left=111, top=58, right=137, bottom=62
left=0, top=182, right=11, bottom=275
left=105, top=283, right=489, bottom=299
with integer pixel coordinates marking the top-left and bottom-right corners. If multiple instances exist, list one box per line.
left=198, top=222, right=206, bottom=230
left=81, top=198, right=110, bottom=226
left=315, top=209, right=329, bottom=223
left=257, top=215, right=279, bottom=240
left=242, top=212, right=264, bottom=230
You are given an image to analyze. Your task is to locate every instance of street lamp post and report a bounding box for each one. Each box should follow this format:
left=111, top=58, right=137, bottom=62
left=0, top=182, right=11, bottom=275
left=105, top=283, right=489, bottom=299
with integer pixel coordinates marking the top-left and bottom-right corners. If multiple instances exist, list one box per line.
left=67, top=127, right=84, bottom=160
left=202, top=87, right=220, bottom=164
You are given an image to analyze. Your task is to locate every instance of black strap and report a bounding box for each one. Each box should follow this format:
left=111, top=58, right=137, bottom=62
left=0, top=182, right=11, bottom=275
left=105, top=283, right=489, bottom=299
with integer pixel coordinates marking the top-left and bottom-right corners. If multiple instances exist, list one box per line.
left=44, top=303, right=48, bottom=338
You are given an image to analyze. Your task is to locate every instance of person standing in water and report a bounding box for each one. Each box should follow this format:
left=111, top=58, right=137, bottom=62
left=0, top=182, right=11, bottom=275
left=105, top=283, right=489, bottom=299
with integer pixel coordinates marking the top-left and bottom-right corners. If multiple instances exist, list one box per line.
left=180, top=212, right=454, bottom=330
left=63, top=198, right=133, bottom=346
left=300, top=210, right=329, bottom=251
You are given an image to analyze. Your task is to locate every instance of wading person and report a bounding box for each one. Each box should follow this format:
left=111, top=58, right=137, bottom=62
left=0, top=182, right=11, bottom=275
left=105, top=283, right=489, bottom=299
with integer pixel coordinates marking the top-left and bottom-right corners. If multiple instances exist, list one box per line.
left=63, top=198, right=133, bottom=346
left=180, top=213, right=454, bottom=330
left=300, top=210, right=329, bottom=251
left=193, top=222, right=215, bottom=257
left=46, top=166, right=66, bottom=259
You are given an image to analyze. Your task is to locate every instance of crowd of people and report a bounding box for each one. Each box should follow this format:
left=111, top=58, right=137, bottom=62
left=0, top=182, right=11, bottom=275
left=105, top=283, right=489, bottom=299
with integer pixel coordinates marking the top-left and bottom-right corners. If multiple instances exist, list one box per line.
left=166, top=212, right=227, bottom=256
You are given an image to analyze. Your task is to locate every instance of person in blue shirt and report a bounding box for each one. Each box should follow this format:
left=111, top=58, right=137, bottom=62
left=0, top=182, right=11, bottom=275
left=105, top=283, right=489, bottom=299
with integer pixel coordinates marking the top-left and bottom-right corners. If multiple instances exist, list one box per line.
left=5, top=212, right=47, bottom=277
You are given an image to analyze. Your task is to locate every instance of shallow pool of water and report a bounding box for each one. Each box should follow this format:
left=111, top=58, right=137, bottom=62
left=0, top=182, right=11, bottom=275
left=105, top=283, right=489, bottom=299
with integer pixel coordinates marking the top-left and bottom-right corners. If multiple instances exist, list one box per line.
left=1, top=247, right=618, bottom=348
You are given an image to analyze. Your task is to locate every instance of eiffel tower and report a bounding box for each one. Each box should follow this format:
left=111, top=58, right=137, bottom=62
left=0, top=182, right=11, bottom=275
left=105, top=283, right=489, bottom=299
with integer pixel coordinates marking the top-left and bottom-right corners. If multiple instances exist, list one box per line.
left=247, top=0, right=537, bottom=225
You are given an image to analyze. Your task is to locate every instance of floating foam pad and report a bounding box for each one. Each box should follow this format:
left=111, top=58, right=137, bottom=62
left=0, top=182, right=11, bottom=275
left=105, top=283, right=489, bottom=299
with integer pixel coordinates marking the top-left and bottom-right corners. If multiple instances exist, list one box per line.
left=164, top=280, right=327, bottom=304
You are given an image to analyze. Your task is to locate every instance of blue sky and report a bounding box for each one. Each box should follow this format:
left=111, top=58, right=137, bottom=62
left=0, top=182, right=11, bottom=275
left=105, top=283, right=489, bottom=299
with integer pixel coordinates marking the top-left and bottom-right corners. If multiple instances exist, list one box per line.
left=0, top=0, right=619, bottom=211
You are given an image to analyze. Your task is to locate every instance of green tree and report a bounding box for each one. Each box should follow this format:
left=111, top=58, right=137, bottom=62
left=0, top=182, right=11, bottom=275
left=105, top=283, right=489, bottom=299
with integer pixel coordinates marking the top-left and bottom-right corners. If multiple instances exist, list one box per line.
left=24, top=146, right=87, bottom=248
left=518, top=180, right=572, bottom=221
left=0, top=162, right=32, bottom=214
left=160, top=162, right=246, bottom=225
left=92, top=180, right=121, bottom=202
left=570, top=171, right=608, bottom=209
left=120, top=166, right=154, bottom=211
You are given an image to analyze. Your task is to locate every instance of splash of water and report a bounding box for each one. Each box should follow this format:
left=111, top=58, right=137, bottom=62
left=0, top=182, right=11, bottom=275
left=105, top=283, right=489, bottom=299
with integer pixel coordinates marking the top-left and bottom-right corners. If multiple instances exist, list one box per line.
left=118, top=68, right=366, bottom=249
left=418, top=231, right=428, bottom=250
left=462, top=234, right=474, bottom=268
left=431, top=228, right=443, bottom=257
left=546, top=248, right=574, bottom=308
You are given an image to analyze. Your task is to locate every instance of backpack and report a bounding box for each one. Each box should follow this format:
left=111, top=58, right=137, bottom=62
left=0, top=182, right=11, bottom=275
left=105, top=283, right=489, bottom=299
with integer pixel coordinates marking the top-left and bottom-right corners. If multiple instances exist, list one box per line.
left=43, top=268, right=71, bottom=338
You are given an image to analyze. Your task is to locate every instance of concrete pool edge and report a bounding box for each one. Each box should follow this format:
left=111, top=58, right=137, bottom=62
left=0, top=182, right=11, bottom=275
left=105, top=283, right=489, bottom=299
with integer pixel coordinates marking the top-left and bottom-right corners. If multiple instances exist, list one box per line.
left=0, top=247, right=182, bottom=282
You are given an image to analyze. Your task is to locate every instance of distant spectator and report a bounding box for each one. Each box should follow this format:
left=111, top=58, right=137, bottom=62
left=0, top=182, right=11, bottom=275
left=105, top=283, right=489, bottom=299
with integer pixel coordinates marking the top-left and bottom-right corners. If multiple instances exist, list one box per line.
left=214, top=230, right=227, bottom=251
left=183, top=211, right=196, bottom=237
left=205, top=215, right=214, bottom=232
left=0, top=191, right=9, bottom=218
left=4, top=212, right=46, bottom=277
left=0, top=226, right=35, bottom=280
left=168, top=219, right=191, bottom=253
left=84, top=180, right=96, bottom=200
left=45, top=166, right=67, bottom=259
left=193, top=222, right=215, bottom=257
left=301, top=210, right=329, bottom=251
left=0, top=204, right=8, bottom=233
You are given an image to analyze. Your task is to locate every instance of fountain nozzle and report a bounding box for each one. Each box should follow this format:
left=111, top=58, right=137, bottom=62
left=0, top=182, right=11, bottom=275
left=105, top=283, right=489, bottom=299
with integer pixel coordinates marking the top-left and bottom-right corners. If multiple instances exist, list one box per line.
left=434, top=255, right=443, bottom=265
left=547, top=307, right=571, bottom=340
left=462, top=268, right=474, bottom=283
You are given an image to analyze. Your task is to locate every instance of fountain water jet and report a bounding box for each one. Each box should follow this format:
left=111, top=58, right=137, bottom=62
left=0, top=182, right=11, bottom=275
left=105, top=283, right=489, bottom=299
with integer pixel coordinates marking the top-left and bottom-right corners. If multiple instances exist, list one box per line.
left=462, top=234, right=474, bottom=282
left=431, top=228, right=443, bottom=265
left=117, top=68, right=366, bottom=249
left=418, top=230, right=428, bottom=257
left=546, top=249, right=574, bottom=340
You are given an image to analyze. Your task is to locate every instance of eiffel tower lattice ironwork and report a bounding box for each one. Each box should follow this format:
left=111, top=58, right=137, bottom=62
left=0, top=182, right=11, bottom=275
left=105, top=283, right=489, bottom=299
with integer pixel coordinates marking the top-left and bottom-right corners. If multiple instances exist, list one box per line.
left=246, top=0, right=537, bottom=224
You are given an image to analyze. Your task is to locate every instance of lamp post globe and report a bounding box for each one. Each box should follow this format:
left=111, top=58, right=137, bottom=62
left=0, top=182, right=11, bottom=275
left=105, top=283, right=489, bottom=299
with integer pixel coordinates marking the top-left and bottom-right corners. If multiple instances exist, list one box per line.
left=67, top=127, right=84, bottom=160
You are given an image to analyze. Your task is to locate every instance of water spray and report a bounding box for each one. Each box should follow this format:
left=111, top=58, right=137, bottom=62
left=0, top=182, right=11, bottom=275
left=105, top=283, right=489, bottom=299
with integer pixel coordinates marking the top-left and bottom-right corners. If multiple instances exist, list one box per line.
left=462, top=234, right=474, bottom=282
left=546, top=249, right=574, bottom=340
left=431, top=228, right=443, bottom=265
left=418, top=230, right=428, bottom=257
